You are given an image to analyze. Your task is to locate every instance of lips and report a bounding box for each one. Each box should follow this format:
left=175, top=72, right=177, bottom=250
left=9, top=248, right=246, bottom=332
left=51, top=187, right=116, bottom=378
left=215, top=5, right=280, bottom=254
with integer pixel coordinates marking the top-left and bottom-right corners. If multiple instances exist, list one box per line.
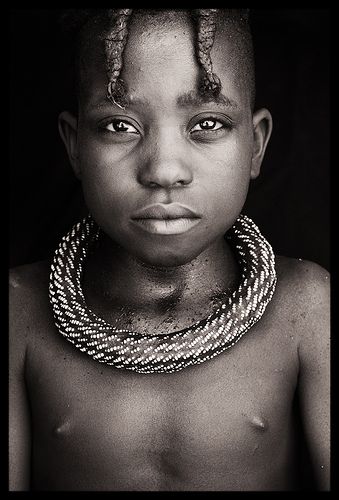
left=132, top=203, right=201, bottom=220
left=131, top=203, right=201, bottom=235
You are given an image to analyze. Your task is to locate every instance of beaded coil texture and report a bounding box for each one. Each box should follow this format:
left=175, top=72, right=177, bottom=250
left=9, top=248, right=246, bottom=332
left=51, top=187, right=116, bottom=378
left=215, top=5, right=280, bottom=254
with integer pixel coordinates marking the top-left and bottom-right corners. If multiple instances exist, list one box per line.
left=49, top=214, right=277, bottom=374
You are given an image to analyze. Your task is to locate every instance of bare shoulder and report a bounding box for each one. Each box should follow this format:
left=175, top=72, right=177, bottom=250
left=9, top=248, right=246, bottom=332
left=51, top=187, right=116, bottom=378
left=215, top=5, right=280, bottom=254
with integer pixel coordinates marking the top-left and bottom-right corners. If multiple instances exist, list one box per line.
left=273, top=255, right=330, bottom=349
left=9, top=260, right=52, bottom=353
left=9, top=259, right=50, bottom=292
left=9, top=259, right=51, bottom=314
left=274, top=255, right=329, bottom=307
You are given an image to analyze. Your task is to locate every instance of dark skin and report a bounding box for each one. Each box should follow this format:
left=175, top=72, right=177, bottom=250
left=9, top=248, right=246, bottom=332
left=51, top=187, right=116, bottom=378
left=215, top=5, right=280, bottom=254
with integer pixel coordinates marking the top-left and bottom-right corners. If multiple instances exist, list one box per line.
left=9, top=13, right=330, bottom=491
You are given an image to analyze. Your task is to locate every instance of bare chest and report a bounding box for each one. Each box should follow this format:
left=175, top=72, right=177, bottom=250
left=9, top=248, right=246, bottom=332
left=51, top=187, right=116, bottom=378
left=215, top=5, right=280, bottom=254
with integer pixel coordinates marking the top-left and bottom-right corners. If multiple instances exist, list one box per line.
left=26, top=320, right=299, bottom=491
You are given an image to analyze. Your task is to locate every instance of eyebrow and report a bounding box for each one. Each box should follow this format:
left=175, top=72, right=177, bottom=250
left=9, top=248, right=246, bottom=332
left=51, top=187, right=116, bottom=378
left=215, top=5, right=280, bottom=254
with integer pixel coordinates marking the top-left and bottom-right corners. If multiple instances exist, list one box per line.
left=87, top=90, right=238, bottom=112
left=176, top=90, right=238, bottom=109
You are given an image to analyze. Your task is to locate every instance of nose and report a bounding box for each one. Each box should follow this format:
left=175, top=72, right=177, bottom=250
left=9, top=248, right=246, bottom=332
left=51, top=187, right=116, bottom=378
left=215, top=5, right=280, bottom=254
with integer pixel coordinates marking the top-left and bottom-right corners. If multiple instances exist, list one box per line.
left=137, top=129, right=193, bottom=188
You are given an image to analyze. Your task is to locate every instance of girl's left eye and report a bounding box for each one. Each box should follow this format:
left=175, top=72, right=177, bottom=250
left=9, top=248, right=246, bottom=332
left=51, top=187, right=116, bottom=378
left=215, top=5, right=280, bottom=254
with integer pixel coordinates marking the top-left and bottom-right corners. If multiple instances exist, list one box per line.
left=190, top=119, right=224, bottom=132
left=104, top=120, right=139, bottom=134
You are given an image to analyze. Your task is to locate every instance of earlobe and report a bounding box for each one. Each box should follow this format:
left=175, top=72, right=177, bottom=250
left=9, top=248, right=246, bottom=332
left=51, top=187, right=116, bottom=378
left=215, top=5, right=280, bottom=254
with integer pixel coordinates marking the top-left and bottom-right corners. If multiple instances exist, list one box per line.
left=58, top=111, right=81, bottom=179
left=250, top=108, right=273, bottom=179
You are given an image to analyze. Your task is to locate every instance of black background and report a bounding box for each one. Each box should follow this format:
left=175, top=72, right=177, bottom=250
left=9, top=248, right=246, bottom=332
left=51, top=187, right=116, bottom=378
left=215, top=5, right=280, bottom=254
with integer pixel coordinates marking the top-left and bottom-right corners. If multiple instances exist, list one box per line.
left=10, top=9, right=330, bottom=271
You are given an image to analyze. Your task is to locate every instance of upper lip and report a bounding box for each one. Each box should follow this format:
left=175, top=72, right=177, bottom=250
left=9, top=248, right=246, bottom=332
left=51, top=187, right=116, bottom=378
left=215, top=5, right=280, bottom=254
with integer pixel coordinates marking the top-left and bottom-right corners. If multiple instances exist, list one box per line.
left=132, top=203, right=201, bottom=220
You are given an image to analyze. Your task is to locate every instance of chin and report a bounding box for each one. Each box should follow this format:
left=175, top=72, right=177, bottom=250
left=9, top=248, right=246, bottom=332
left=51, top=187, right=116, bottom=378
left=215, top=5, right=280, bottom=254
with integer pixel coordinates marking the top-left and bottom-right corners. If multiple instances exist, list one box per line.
left=135, top=247, right=201, bottom=269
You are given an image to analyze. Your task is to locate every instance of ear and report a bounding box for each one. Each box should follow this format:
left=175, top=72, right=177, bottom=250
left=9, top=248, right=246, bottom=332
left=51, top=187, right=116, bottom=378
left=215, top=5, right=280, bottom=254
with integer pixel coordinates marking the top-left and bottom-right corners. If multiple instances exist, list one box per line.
left=58, top=111, right=81, bottom=179
left=250, top=108, right=273, bottom=179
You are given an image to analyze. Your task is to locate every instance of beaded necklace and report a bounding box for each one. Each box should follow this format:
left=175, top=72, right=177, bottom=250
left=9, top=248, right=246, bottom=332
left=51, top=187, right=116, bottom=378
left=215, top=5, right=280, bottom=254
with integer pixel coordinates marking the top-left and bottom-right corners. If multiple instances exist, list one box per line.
left=49, top=214, right=277, bottom=374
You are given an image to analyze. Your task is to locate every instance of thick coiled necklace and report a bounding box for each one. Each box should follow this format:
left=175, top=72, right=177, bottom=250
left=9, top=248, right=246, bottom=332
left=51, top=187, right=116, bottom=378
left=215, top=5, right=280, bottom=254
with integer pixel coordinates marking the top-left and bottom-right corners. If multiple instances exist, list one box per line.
left=49, top=214, right=277, bottom=374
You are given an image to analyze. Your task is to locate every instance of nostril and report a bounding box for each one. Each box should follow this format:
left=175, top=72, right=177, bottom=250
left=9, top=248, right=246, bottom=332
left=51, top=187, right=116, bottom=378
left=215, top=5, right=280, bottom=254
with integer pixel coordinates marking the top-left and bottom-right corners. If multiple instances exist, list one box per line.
left=148, top=180, right=188, bottom=188
left=175, top=179, right=190, bottom=187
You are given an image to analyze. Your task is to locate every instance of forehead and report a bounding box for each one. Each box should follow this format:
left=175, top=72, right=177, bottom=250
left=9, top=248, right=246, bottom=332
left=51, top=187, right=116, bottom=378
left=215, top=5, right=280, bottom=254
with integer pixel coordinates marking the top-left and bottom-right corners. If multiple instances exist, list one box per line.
left=123, top=13, right=196, bottom=83
left=78, top=11, right=251, bottom=109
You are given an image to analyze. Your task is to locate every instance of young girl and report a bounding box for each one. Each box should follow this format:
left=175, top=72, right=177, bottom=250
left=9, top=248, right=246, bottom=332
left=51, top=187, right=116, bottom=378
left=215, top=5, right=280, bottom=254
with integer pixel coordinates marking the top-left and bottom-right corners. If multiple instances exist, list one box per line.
left=9, top=9, right=330, bottom=491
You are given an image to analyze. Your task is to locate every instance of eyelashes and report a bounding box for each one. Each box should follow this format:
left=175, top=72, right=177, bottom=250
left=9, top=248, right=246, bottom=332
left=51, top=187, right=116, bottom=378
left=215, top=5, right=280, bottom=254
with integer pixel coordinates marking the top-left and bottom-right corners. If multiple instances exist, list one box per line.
left=189, top=118, right=233, bottom=141
left=98, top=115, right=233, bottom=140
left=103, top=119, right=139, bottom=134
left=190, top=118, right=225, bottom=133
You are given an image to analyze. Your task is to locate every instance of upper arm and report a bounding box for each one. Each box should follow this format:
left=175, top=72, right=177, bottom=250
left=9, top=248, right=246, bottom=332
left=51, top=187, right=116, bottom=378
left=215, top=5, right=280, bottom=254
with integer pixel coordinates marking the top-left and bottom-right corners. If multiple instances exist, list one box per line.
left=296, top=262, right=330, bottom=490
left=9, top=272, right=32, bottom=491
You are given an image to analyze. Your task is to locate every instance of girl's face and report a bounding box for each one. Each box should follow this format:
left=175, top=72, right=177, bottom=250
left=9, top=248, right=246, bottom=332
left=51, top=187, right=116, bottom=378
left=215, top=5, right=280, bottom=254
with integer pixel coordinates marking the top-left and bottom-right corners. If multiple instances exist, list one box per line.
left=60, top=13, right=272, bottom=267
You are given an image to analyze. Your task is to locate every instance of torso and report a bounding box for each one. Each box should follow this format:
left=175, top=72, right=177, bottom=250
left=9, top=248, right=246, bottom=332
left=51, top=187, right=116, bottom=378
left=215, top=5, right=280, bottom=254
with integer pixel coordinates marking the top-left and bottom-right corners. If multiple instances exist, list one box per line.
left=11, top=256, right=305, bottom=491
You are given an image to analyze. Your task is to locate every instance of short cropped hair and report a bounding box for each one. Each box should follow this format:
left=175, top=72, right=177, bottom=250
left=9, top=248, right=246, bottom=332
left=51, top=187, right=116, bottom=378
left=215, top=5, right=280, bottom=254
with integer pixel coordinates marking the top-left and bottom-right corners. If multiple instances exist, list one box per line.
left=60, top=8, right=255, bottom=111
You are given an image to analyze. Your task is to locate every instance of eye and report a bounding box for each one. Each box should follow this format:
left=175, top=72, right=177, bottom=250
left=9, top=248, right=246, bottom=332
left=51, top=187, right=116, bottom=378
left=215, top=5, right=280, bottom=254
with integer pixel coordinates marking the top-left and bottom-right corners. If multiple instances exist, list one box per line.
left=190, top=119, right=225, bottom=133
left=104, top=119, right=139, bottom=134
left=188, top=116, right=233, bottom=142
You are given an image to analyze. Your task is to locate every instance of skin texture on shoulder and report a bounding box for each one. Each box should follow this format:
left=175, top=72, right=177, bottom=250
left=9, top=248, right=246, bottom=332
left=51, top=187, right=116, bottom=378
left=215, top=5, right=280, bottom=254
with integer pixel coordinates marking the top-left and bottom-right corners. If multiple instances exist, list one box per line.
left=274, top=256, right=330, bottom=350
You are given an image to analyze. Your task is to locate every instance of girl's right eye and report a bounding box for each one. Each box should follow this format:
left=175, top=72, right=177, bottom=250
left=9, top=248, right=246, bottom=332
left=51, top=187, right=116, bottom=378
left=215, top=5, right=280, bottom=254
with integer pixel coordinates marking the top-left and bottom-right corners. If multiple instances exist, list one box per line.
left=102, top=119, right=139, bottom=134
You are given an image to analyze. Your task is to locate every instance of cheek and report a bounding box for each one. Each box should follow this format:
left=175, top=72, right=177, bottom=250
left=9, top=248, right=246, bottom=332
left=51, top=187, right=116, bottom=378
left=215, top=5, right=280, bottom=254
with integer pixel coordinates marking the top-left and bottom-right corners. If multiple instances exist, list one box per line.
left=78, top=148, right=134, bottom=220
left=201, top=135, right=253, bottom=208
left=82, top=176, right=132, bottom=224
left=78, top=132, right=130, bottom=186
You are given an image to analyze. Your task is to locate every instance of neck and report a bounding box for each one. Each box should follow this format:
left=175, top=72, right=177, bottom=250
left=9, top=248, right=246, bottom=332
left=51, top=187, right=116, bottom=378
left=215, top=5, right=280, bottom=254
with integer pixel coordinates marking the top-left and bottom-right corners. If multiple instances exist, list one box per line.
left=83, top=233, right=239, bottom=313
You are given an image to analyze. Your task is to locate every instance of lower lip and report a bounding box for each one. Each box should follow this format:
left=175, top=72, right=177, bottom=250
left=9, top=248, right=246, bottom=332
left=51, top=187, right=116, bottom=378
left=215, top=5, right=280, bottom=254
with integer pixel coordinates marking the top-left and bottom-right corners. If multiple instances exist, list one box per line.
left=131, top=218, right=201, bottom=235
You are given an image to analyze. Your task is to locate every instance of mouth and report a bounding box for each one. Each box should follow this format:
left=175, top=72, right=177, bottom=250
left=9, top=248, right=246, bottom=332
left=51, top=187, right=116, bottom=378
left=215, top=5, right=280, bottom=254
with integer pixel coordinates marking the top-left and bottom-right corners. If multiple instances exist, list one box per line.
left=131, top=203, right=201, bottom=235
